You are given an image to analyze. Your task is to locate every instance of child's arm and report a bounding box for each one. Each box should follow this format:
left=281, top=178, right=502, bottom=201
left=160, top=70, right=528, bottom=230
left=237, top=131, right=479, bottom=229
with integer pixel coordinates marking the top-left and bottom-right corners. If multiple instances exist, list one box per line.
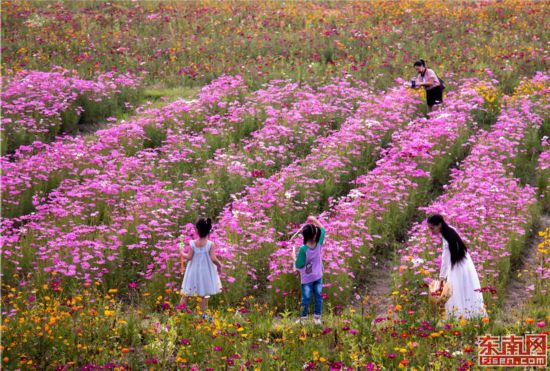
left=183, top=248, right=194, bottom=260
left=209, top=242, right=223, bottom=272
left=181, top=237, right=194, bottom=260
left=307, top=215, right=324, bottom=229
left=295, top=245, right=307, bottom=269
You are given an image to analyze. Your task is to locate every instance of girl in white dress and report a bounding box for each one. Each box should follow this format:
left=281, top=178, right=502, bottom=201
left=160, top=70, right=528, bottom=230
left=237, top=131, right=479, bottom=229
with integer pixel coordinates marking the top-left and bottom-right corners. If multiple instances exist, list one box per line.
left=179, top=217, right=223, bottom=312
left=427, top=214, right=487, bottom=320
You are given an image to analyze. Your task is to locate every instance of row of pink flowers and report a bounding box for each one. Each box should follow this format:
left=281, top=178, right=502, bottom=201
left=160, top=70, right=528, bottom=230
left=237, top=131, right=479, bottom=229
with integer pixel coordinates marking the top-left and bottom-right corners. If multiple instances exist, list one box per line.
left=1, top=77, right=373, bottom=291
left=267, top=79, right=489, bottom=302
left=1, top=68, right=142, bottom=153
left=539, top=145, right=550, bottom=173
left=1, top=75, right=250, bottom=218
left=395, top=75, right=548, bottom=307
left=533, top=138, right=550, bottom=300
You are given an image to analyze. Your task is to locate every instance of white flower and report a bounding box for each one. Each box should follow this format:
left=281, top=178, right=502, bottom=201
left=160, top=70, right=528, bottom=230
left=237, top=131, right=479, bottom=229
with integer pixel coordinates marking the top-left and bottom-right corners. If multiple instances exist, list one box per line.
left=363, top=119, right=378, bottom=128
left=348, top=188, right=364, bottom=199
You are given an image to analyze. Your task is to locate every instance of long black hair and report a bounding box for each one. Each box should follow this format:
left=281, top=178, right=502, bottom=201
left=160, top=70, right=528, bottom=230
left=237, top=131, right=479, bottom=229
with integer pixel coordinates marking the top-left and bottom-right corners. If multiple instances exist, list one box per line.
left=302, top=224, right=321, bottom=245
left=195, top=217, right=212, bottom=238
left=427, top=214, right=467, bottom=267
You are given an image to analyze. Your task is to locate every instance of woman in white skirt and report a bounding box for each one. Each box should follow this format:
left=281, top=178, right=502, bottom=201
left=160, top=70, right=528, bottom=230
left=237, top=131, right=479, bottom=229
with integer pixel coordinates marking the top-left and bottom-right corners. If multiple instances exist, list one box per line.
left=427, top=214, right=488, bottom=319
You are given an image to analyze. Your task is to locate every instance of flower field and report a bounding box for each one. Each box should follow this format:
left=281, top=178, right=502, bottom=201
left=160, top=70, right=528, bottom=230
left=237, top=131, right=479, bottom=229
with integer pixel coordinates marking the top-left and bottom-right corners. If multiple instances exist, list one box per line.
left=2, top=1, right=547, bottom=91
left=1, top=1, right=549, bottom=369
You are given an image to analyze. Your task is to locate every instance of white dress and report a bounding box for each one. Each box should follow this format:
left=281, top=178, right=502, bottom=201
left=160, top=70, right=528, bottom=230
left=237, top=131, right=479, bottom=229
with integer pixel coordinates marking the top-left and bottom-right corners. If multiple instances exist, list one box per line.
left=440, top=230, right=487, bottom=319
left=181, top=240, right=222, bottom=297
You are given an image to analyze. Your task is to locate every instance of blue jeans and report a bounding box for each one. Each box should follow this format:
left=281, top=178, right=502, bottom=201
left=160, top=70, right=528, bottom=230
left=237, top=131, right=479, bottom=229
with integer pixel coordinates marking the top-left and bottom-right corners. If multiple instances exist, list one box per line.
left=300, top=278, right=322, bottom=317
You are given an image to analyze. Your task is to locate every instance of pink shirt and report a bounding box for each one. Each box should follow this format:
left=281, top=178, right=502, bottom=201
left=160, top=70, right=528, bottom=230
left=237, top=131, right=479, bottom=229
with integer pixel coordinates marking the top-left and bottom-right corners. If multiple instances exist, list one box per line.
left=417, top=68, right=440, bottom=90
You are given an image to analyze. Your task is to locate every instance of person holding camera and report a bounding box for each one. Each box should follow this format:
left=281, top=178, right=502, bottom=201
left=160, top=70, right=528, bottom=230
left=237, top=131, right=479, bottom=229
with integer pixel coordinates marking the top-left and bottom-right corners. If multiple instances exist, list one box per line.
left=411, top=59, right=444, bottom=113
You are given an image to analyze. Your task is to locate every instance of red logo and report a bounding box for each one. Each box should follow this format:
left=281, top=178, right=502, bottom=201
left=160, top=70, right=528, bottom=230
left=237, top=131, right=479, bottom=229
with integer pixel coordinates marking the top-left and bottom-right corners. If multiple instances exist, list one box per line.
left=478, top=333, right=547, bottom=367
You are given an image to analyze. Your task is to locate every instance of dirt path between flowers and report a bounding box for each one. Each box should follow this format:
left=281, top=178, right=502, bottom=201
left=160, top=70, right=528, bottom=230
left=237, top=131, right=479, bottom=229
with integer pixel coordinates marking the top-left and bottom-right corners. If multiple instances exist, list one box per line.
left=496, top=212, right=550, bottom=326
left=352, top=254, right=396, bottom=320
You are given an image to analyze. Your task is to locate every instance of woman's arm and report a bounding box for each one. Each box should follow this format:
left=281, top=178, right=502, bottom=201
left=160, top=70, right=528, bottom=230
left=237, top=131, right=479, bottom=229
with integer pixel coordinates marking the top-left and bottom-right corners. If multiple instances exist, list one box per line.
left=439, top=239, right=450, bottom=281
left=209, top=242, right=223, bottom=272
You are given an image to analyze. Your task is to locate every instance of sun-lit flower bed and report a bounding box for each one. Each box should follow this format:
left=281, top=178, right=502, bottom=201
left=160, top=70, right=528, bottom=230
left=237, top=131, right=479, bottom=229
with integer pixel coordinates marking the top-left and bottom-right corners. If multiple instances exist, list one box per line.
left=395, top=76, right=549, bottom=316
left=268, top=79, right=491, bottom=307
left=0, top=75, right=250, bottom=218
left=0, top=77, right=378, bottom=301
left=2, top=280, right=548, bottom=370
left=2, top=2, right=550, bottom=369
left=1, top=68, right=142, bottom=154
left=2, top=1, right=547, bottom=91
left=201, top=84, right=421, bottom=303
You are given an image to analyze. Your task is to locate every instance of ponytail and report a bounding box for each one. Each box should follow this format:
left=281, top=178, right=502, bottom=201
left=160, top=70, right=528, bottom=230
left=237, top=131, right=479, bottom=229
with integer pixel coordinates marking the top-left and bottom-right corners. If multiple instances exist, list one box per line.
left=195, top=217, right=213, bottom=238
left=302, top=224, right=321, bottom=245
